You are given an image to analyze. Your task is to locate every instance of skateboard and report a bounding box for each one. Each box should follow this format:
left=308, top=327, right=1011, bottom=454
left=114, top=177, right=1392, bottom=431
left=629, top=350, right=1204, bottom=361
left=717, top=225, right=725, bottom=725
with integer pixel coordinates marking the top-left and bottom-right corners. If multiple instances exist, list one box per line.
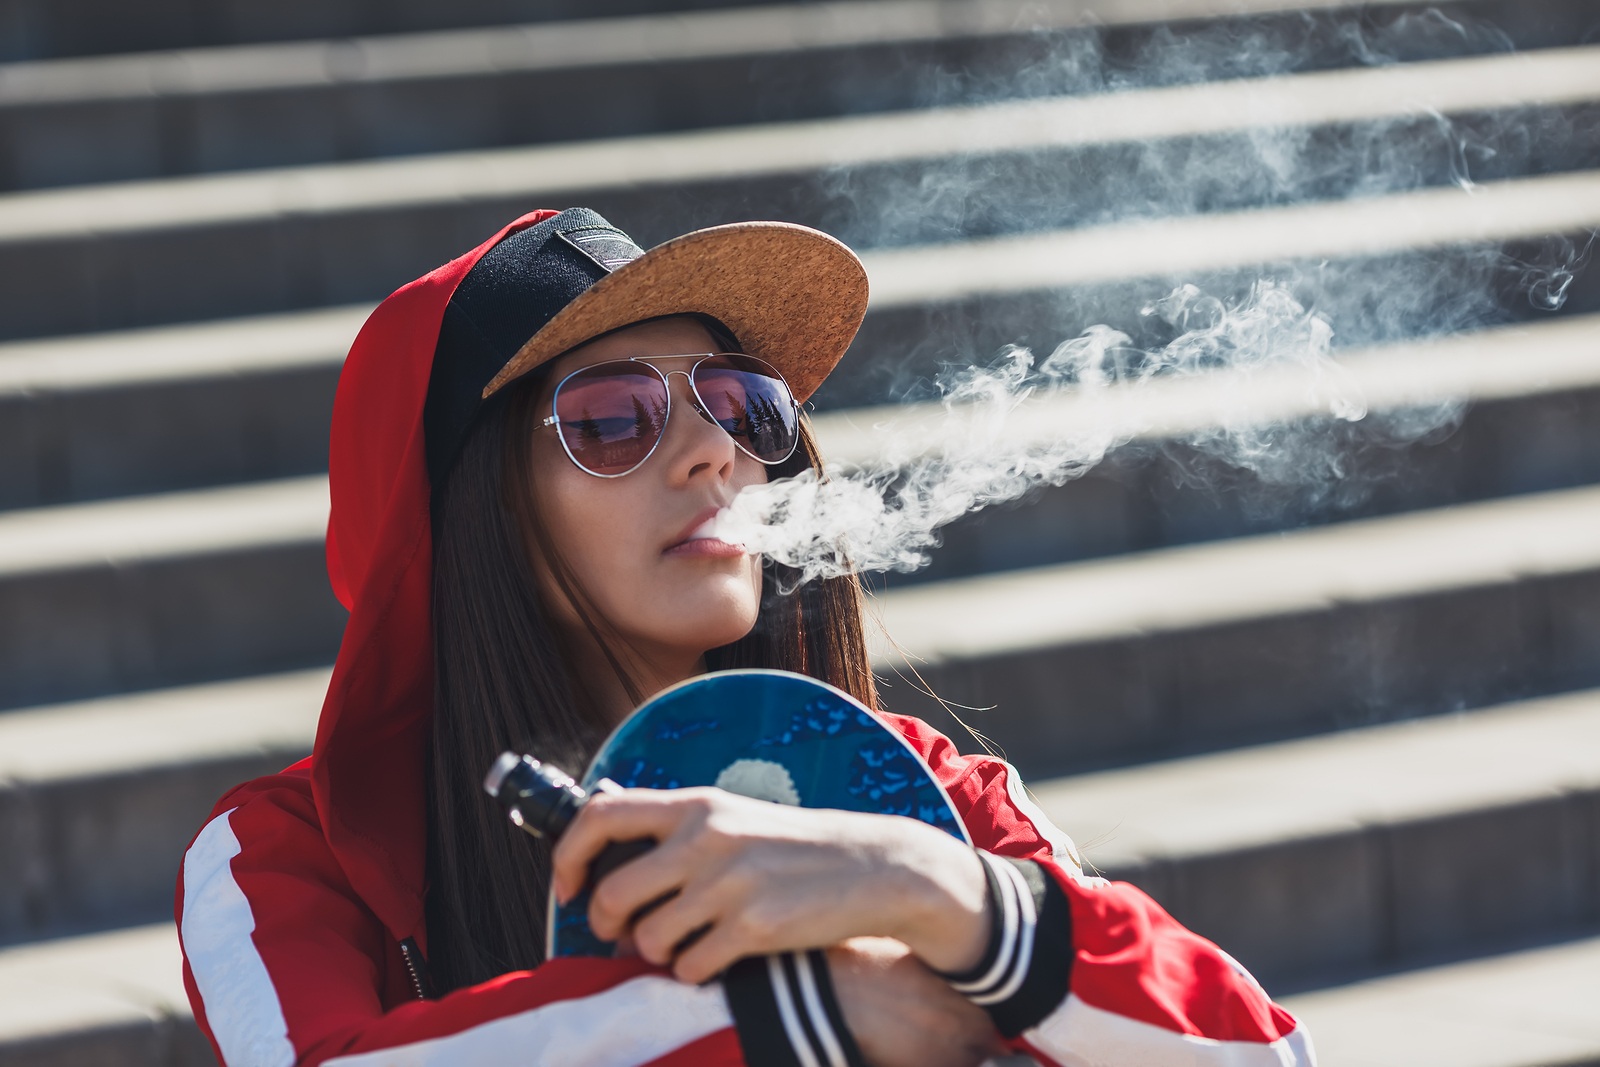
left=539, top=669, right=970, bottom=958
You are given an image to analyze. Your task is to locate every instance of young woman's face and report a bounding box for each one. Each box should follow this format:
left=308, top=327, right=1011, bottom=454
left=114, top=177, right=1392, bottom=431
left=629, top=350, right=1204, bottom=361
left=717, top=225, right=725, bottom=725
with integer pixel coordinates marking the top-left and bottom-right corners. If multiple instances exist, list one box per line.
left=528, top=317, right=768, bottom=672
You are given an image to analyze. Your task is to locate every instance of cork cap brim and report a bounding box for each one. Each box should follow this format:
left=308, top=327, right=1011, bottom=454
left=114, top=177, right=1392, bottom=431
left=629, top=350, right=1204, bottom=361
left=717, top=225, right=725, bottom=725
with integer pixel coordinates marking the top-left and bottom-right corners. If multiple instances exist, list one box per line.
left=481, top=221, right=869, bottom=404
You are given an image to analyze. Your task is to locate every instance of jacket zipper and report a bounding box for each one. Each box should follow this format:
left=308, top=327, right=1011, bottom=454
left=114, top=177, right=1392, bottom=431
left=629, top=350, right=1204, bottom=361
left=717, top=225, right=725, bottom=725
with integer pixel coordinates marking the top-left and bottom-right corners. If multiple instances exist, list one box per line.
left=399, top=938, right=433, bottom=1001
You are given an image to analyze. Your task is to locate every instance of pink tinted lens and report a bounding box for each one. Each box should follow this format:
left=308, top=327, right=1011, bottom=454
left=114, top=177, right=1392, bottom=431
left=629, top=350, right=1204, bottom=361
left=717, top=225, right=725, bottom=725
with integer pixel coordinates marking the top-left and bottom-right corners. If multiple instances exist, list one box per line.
left=692, top=355, right=799, bottom=464
left=554, top=363, right=669, bottom=475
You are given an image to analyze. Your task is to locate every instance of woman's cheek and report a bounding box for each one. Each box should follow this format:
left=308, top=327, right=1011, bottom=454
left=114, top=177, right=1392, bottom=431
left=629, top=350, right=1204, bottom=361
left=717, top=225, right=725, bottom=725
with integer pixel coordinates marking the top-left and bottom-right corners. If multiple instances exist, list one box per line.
left=578, top=512, right=649, bottom=615
left=534, top=471, right=638, bottom=622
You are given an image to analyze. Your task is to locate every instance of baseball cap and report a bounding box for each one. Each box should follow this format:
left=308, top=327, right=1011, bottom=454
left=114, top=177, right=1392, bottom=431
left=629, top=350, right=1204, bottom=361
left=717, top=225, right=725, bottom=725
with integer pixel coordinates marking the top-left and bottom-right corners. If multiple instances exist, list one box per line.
left=423, top=207, right=868, bottom=486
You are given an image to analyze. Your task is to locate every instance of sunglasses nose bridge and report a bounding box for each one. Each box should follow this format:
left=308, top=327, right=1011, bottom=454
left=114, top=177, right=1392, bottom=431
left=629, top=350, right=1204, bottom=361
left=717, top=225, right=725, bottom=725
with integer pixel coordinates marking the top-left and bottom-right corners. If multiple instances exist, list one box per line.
left=661, top=366, right=718, bottom=425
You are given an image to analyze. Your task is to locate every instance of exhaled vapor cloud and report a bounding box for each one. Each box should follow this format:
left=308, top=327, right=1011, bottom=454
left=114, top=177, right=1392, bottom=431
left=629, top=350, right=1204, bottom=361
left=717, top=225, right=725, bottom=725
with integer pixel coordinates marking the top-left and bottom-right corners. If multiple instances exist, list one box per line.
left=720, top=282, right=1399, bottom=586
left=717, top=7, right=1593, bottom=587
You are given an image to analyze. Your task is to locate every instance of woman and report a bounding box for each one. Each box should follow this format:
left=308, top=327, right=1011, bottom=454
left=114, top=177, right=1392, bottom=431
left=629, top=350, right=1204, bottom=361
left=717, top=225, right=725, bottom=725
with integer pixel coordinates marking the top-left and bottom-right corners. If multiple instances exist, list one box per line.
left=176, top=208, right=1314, bottom=1067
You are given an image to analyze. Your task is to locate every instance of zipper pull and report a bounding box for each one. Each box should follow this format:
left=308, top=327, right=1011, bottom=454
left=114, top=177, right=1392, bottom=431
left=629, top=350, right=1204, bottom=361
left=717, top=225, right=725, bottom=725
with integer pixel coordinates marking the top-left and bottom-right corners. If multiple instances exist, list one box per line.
left=399, top=937, right=434, bottom=1000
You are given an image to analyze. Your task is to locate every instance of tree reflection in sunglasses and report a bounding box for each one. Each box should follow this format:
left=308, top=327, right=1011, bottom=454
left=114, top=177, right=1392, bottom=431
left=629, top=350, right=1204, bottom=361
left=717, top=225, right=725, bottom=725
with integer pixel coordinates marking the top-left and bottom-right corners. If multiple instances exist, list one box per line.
left=716, top=388, right=797, bottom=457
left=630, top=394, right=665, bottom=441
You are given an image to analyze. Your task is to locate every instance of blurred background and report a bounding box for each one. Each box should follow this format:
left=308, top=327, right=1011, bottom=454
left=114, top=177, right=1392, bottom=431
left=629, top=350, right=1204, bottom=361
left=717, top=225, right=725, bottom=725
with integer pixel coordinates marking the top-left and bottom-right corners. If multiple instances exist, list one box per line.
left=0, top=0, right=1597, bottom=1064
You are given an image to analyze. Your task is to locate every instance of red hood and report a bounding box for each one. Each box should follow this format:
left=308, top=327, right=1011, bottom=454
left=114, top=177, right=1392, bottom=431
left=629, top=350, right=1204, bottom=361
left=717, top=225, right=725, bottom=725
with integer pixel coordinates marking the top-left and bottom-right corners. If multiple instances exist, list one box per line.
left=315, top=210, right=560, bottom=948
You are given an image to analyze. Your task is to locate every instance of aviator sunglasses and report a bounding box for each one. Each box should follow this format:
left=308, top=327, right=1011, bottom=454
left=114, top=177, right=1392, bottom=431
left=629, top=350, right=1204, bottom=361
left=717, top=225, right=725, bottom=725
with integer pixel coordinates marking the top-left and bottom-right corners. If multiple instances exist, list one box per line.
left=541, top=353, right=801, bottom=477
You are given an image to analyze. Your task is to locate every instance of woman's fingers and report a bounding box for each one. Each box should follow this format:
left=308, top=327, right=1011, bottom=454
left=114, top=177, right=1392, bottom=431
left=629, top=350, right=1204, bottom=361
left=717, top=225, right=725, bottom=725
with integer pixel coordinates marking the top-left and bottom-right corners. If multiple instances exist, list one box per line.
left=553, top=786, right=986, bottom=986
left=668, top=912, right=760, bottom=985
left=626, top=877, right=727, bottom=966
left=584, top=834, right=713, bottom=941
left=550, top=787, right=710, bottom=903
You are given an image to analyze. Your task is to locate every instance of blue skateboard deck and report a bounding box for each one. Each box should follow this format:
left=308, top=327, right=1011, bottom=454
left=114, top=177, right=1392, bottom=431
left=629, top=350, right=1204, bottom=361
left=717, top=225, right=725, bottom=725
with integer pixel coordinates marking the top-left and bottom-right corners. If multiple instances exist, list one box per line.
left=548, top=669, right=969, bottom=958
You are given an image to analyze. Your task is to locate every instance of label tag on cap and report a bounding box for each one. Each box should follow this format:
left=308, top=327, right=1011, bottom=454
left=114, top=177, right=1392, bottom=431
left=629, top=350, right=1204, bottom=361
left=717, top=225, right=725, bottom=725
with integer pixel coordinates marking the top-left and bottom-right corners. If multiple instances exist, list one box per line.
left=558, top=226, right=645, bottom=272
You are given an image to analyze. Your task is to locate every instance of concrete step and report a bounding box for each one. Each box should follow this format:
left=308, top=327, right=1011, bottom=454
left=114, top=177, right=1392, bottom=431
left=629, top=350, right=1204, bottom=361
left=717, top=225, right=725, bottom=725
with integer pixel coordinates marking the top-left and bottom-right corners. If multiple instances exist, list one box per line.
left=1, top=84, right=1597, bottom=344
left=874, top=483, right=1600, bottom=774
left=0, top=923, right=203, bottom=1067
left=11, top=0, right=1589, bottom=65
left=836, top=166, right=1600, bottom=408
left=2, top=0, right=1593, bottom=190
left=0, top=0, right=818, bottom=61
left=0, top=670, right=323, bottom=947
left=1035, top=687, right=1600, bottom=988
left=0, top=305, right=361, bottom=509
left=1283, top=935, right=1600, bottom=1067
left=0, top=478, right=341, bottom=711
left=0, top=40, right=1594, bottom=299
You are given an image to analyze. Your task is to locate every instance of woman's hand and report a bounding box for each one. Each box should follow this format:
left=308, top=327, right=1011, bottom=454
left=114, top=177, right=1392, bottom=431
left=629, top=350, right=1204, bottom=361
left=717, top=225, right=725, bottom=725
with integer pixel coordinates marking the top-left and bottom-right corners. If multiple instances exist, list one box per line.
left=550, top=787, right=991, bottom=984
left=827, top=937, right=1004, bottom=1067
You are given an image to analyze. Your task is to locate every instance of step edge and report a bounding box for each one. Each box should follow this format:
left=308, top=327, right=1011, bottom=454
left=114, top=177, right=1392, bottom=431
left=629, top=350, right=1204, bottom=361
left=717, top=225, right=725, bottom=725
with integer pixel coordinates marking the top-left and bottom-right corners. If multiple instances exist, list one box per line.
left=0, top=0, right=1417, bottom=103
left=870, top=481, right=1600, bottom=662
left=2, top=45, right=1596, bottom=242
left=1033, top=687, right=1600, bottom=869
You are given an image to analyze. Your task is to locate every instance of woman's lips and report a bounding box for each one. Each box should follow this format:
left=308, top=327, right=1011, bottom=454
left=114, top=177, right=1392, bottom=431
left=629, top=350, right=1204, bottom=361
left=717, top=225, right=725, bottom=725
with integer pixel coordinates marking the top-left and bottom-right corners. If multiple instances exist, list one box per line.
left=664, top=512, right=746, bottom=558
left=664, top=537, right=747, bottom=559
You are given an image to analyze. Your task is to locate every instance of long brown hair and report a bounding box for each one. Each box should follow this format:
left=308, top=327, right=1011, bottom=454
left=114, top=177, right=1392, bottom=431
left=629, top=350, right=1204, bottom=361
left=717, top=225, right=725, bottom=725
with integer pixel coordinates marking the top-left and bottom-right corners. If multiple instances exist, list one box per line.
left=425, top=332, right=878, bottom=994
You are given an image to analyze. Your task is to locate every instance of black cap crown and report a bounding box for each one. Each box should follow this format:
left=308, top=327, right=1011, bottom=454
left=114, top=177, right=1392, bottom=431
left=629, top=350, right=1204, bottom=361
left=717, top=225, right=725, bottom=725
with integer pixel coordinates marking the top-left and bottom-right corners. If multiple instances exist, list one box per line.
left=423, top=208, right=644, bottom=488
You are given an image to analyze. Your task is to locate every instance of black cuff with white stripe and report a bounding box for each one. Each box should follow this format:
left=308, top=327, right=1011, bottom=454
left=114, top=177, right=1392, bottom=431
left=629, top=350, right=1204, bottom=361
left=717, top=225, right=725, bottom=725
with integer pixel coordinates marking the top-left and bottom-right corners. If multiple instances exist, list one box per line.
left=937, top=852, right=1074, bottom=1037
left=725, top=950, right=868, bottom=1067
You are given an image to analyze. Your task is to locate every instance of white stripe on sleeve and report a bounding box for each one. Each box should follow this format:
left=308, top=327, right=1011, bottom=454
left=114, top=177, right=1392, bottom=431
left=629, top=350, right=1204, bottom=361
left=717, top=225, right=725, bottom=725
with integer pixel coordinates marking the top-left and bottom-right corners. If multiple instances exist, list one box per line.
left=322, top=974, right=733, bottom=1067
left=970, top=857, right=1037, bottom=1007
left=1025, top=994, right=1319, bottom=1067
left=767, top=954, right=824, bottom=1067
left=181, top=808, right=296, bottom=1067
left=948, top=851, right=1023, bottom=999
left=793, top=951, right=849, bottom=1067
left=1000, top=761, right=1086, bottom=872
left=182, top=808, right=737, bottom=1067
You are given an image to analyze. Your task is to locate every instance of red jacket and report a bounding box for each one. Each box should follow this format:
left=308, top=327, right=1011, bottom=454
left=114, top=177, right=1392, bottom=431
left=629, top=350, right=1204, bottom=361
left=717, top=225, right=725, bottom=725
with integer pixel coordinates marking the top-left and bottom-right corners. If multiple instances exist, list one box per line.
left=175, top=211, right=1314, bottom=1067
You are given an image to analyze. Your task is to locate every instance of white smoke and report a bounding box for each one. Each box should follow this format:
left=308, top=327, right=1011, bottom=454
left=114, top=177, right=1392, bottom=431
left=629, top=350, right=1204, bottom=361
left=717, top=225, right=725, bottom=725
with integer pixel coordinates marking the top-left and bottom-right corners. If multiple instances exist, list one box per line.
left=718, top=282, right=1424, bottom=587
left=711, top=4, right=1591, bottom=588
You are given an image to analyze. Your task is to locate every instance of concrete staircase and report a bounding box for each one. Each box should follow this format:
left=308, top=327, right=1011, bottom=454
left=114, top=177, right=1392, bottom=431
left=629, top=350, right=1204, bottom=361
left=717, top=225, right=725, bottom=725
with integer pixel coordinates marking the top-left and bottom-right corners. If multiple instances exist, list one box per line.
left=1, top=1, right=1597, bottom=1063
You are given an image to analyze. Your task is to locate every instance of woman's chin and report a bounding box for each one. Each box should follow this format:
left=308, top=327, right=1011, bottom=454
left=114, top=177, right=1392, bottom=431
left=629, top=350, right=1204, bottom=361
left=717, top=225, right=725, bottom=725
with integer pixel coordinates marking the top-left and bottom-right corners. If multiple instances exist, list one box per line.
left=690, top=613, right=762, bottom=656
left=664, top=567, right=760, bottom=618
left=639, top=594, right=760, bottom=661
